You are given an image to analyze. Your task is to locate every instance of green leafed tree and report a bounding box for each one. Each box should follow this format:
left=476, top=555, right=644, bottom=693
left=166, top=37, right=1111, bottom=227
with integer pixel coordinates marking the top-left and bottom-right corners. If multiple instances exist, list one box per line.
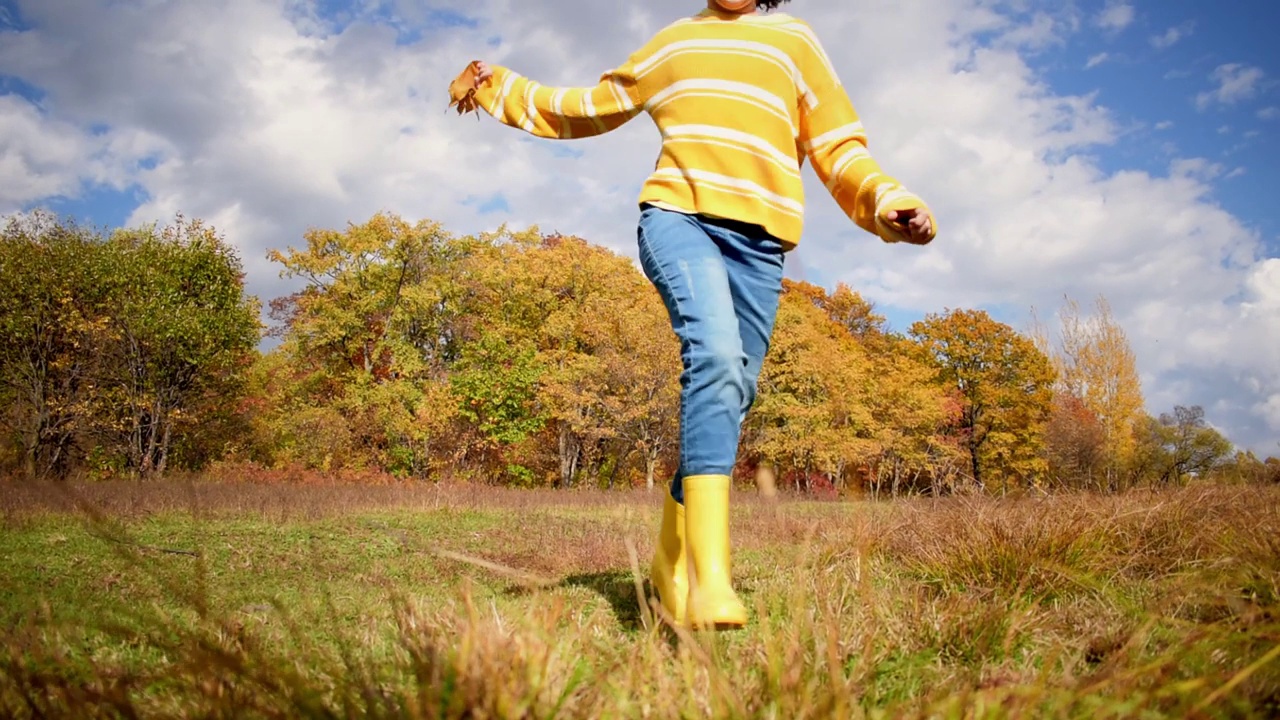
left=103, top=218, right=261, bottom=477
left=1216, top=450, right=1280, bottom=485
left=1132, top=405, right=1234, bottom=485
left=450, top=331, right=547, bottom=462
left=0, top=213, right=114, bottom=479
left=0, top=212, right=259, bottom=479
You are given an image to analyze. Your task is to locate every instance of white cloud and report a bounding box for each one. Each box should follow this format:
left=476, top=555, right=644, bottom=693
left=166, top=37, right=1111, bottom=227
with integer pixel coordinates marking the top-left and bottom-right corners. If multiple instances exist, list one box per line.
left=1151, top=23, right=1194, bottom=49
left=1, top=0, right=1278, bottom=454
left=1085, top=52, right=1109, bottom=69
left=995, top=12, right=1065, bottom=51
left=0, top=93, right=167, bottom=213
left=0, top=95, right=88, bottom=210
left=1155, top=120, right=1174, bottom=130
left=1259, top=107, right=1280, bottom=120
left=1168, top=157, right=1225, bottom=181
left=1224, top=167, right=1246, bottom=180
left=1196, top=63, right=1266, bottom=110
left=1095, top=2, right=1135, bottom=31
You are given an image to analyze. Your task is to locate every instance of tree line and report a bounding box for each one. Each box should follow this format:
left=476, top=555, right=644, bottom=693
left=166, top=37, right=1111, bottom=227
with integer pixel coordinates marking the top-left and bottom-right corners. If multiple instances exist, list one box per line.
left=2, top=211, right=1276, bottom=492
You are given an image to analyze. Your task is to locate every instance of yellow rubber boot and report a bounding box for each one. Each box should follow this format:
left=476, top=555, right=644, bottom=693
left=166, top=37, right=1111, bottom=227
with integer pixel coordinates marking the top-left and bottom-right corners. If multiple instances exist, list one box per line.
left=649, top=491, right=688, bottom=624
left=683, top=474, right=747, bottom=629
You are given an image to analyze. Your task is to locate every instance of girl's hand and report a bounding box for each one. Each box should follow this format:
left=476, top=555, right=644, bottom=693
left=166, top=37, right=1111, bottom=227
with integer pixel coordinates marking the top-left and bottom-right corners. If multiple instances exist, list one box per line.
left=448, top=60, right=492, bottom=115
left=885, top=208, right=935, bottom=245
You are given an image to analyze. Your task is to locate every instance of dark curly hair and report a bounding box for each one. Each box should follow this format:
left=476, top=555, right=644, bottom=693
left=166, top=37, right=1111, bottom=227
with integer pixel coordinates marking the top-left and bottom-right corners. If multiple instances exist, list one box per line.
left=757, top=0, right=792, bottom=9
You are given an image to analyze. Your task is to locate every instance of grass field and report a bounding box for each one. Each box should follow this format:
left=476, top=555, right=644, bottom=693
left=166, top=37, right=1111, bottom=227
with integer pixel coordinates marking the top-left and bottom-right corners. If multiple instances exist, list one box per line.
left=2, top=480, right=1278, bottom=718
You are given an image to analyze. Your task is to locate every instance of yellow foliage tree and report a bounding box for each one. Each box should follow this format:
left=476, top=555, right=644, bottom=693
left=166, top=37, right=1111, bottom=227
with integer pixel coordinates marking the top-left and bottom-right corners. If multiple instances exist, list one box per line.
left=1035, top=295, right=1146, bottom=488
left=778, top=280, right=960, bottom=496
left=910, top=309, right=1056, bottom=493
left=749, top=287, right=876, bottom=489
left=263, top=213, right=467, bottom=476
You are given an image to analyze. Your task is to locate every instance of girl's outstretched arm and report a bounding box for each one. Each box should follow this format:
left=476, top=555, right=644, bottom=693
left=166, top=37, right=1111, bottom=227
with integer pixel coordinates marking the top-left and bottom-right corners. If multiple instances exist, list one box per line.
left=454, top=58, right=645, bottom=140
left=794, top=24, right=937, bottom=245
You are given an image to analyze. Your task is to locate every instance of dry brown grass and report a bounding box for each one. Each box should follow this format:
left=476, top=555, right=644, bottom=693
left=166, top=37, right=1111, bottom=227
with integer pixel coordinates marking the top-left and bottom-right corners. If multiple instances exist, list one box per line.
left=2, top=478, right=1278, bottom=718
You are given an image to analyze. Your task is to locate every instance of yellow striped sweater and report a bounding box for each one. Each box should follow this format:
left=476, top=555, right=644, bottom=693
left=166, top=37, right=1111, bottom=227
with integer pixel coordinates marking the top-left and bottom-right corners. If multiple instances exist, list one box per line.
left=471, top=8, right=935, bottom=249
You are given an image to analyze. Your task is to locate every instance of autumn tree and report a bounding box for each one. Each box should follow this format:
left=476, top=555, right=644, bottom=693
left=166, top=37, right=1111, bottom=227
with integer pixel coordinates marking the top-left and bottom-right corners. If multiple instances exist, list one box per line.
left=264, top=213, right=471, bottom=475
left=1034, top=295, right=1145, bottom=488
left=268, top=213, right=474, bottom=377
left=262, top=218, right=682, bottom=487
left=583, top=275, right=680, bottom=490
left=787, top=281, right=889, bottom=345
left=1043, top=393, right=1107, bottom=490
left=861, top=336, right=964, bottom=497
left=910, top=309, right=1056, bottom=493
left=6, top=210, right=1250, bottom=491
left=769, top=280, right=959, bottom=497
left=748, top=285, right=876, bottom=489
left=454, top=231, right=679, bottom=487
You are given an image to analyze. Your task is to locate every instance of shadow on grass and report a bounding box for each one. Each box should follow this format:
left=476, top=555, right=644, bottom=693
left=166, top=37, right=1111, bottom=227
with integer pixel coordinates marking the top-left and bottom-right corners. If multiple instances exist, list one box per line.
left=503, top=570, right=649, bottom=631
left=561, top=571, right=649, bottom=631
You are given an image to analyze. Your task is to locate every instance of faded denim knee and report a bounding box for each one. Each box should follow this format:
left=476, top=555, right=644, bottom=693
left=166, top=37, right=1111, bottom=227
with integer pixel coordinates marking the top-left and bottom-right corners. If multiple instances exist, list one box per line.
left=687, top=331, right=747, bottom=419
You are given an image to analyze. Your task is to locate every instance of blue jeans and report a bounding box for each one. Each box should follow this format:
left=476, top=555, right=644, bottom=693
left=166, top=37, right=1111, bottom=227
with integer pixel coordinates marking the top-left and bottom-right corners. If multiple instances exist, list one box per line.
left=636, top=204, right=786, bottom=504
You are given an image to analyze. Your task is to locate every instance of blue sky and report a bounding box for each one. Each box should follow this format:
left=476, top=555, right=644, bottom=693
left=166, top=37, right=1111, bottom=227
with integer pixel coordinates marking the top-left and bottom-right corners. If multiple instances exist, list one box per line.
left=0, top=0, right=1277, bottom=454
left=1037, top=0, right=1278, bottom=241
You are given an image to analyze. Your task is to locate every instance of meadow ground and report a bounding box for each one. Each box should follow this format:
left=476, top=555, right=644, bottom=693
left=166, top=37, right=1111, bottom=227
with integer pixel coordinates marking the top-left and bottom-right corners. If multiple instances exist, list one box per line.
left=1, top=478, right=1278, bottom=718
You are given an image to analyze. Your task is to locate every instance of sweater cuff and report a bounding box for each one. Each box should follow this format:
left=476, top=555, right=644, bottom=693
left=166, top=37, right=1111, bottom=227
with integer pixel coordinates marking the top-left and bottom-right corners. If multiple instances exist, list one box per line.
left=872, top=187, right=936, bottom=244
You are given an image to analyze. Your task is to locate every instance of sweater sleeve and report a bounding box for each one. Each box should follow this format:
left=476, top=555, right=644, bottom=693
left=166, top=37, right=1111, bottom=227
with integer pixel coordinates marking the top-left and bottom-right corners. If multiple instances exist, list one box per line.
left=471, top=58, right=645, bottom=140
left=795, top=29, right=937, bottom=244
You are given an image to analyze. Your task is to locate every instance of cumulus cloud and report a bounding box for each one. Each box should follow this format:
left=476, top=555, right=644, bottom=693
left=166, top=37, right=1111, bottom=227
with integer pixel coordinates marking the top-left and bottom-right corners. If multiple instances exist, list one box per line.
left=1196, top=63, right=1266, bottom=110
left=1095, top=2, right=1135, bottom=32
left=1, top=0, right=1277, bottom=453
